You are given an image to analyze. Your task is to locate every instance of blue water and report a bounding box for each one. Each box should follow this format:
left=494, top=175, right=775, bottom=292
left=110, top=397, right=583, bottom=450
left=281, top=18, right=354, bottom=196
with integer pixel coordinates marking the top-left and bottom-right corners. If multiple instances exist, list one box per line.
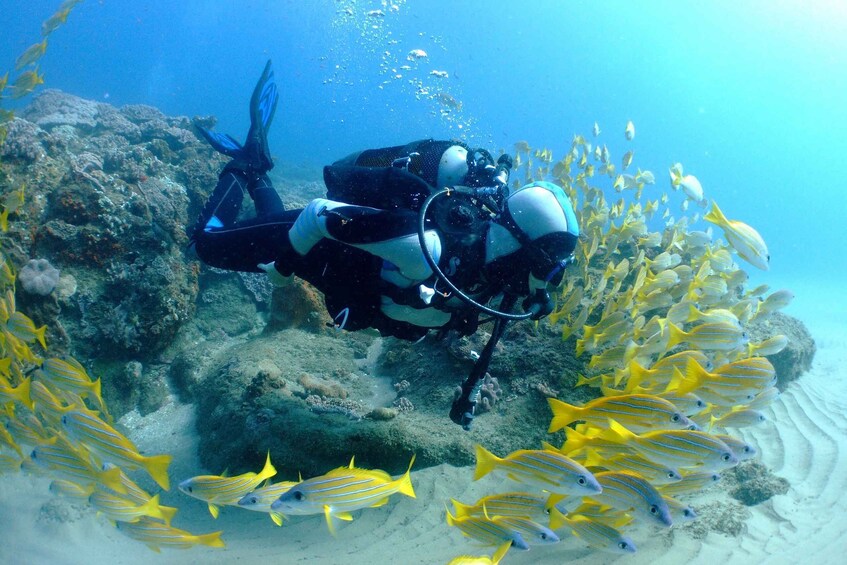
left=3, top=0, right=846, bottom=301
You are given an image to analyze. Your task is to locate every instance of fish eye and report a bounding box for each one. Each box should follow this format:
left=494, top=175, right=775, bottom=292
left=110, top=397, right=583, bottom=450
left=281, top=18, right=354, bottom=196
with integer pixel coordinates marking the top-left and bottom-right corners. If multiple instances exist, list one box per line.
left=671, top=414, right=680, bottom=422
left=248, top=496, right=257, bottom=504
left=667, top=471, right=676, bottom=479
left=293, top=491, right=304, bottom=501
left=722, top=453, right=731, bottom=461
left=577, top=476, right=586, bottom=486
left=61, top=415, right=68, bottom=425
left=649, top=505, right=659, bottom=515
left=540, top=533, right=548, bottom=540
left=618, top=542, right=630, bottom=550
left=186, top=486, right=193, bottom=493
left=684, top=509, right=694, bottom=517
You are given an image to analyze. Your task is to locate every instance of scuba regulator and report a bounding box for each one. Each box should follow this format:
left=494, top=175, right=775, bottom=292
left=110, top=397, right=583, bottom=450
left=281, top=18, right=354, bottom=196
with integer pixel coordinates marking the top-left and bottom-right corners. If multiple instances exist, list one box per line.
left=415, top=150, right=559, bottom=430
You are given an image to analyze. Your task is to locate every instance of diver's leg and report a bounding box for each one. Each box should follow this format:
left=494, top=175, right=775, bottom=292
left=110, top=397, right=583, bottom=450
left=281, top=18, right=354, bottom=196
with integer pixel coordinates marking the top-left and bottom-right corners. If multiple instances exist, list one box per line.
left=247, top=173, right=285, bottom=217
left=288, top=199, right=441, bottom=282
left=189, top=164, right=250, bottom=240
left=193, top=209, right=302, bottom=272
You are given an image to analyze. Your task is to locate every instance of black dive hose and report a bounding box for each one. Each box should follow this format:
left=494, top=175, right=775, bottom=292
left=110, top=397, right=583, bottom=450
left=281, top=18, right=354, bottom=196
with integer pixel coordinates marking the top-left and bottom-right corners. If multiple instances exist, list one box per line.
left=419, top=187, right=544, bottom=429
left=417, top=187, right=536, bottom=321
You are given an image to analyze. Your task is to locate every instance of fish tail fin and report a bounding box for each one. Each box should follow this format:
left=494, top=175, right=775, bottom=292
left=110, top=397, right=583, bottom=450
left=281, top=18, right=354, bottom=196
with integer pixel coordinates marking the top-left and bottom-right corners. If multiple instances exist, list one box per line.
left=14, top=375, right=34, bottom=410
left=196, top=530, right=225, bottom=549
left=473, top=444, right=500, bottom=481
left=561, top=426, right=590, bottom=454
left=90, top=377, right=103, bottom=406
left=270, top=511, right=284, bottom=526
left=548, top=397, right=581, bottom=433
left=142, top=453, right=172, bottom=491
left=35, top=325, right=47, bottom=349
left=704, top=200, right=727, bottom=227
left=445, top=506, right=457, bottom=527
left=626, top=360, right=648, bottom=392
left=159, top=504, right=178, bottom=527
left=208, top=503, right=220, bottom=519
left=666, top=322, right=686, bottom=350
left=0, top=209, right=8, bottom=232
left=450, top=498, right=474, bottom=519
left=396, top=454, right=416, bottom=498
left=575, top=338, right=586, bottom=356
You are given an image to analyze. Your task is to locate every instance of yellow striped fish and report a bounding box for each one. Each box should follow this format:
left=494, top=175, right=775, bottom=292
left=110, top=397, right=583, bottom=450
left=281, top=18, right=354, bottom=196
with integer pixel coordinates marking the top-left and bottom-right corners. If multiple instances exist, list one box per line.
left=548, top=394, right=691, bottom=434
left=624, top=350, right=711, bottom=392
left=587, top=471, right=672, bottom=527
left=0, top=453, right=22, bottom=473
left=89, top=490, right=177, bottom=525
left=656, top=471, right=721, bottom=497
left=710, top=408, right=767, bottom=430
left=473, top=445, right=602, bottom=496
left=582, top=451, right=682, bottom=484
left=671, top=357, right=776, bottom=400
left=271, top=455, right=416, bottom=535
left=179, top=452, right=276, bottom=518
left=663, top=495, right=697, bottom=523
left=666, top=321, right=748, bottom=352
left=598, top=419, right=738, bottom=471
left=558, top=514, right=637, bottom=554
left=39, top=357, right=106, bottom=411
left=6, top=311, right=47, bottom=349
left=451, top=492, right=548, bottom=521
left=29, top=380, right=71, bottom=424
left=114, top=517, right=224, bottom=553
left=49, top=479, right=94, bottom=501
left=237, top=480, right=297, bottom=526
left=494, top=516, right=559, bottom=546
left=445, top=510, right=529, bottom=550
left=714, top=434, right=757, bottom=460
left=61, top=409, right=171, bottom=490
left=29, top=438, right=125, bottom=493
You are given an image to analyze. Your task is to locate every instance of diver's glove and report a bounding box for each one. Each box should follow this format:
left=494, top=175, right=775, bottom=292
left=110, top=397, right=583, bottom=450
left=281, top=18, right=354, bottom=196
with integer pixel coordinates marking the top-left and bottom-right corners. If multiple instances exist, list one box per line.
left=523, top=288, right=554, bottom=320
left=258, top=262, right=292, bottom=287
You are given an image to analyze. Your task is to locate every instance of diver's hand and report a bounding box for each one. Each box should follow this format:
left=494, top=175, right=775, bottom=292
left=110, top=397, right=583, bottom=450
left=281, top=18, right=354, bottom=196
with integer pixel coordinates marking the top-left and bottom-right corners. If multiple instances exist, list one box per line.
left=258, top=262, right=292, bottom=287
left=523, top=289, right=554, bottom=320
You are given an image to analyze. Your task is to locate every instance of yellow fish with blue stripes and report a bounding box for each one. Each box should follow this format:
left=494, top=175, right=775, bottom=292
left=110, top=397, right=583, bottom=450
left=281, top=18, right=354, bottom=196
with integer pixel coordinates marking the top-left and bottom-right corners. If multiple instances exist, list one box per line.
left=271, top=455, right=416, bottom=535
left=179, top=452, right=276, bottom=518
left=61, top=408, right=172, bottom=490
left=548, top=394, right=691, bottom=434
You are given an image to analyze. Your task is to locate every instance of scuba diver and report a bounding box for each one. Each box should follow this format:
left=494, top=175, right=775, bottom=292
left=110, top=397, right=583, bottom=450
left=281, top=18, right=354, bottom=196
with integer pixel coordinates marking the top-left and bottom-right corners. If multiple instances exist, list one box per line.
left=190, top=61, right=580, bottom=430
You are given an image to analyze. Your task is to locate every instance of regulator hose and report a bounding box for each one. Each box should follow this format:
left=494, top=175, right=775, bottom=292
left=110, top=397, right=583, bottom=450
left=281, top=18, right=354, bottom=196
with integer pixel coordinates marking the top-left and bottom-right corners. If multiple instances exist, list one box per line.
left=417, top=187, right=536, bottom=321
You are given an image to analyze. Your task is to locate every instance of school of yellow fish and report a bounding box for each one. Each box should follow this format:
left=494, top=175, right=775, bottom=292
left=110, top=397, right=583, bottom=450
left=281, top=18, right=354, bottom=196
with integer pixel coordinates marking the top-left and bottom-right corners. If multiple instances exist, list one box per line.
left=445, top=121, right=788, bottom=562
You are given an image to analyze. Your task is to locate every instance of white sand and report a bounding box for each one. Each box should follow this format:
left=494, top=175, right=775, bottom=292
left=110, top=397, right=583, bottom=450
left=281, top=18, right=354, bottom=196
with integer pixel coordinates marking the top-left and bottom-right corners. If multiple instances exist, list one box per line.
left=1, top=299, right=845, bottom=565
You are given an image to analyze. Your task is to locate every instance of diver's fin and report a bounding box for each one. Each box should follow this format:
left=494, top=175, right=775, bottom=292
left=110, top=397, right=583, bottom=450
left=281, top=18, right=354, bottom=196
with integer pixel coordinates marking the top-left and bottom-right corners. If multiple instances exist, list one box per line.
left=196, top=126, right=243, bottom=158
left=242, top=59, right=278, bottom=173
left=196, top=60, right=278, bottom=174
left=250, top=59, right=278, bottom=133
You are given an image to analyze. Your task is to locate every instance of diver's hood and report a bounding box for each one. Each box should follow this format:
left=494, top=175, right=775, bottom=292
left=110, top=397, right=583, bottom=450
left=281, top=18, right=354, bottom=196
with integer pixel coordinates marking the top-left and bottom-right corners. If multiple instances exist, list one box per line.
left=485, top=181, right=579, bottom=291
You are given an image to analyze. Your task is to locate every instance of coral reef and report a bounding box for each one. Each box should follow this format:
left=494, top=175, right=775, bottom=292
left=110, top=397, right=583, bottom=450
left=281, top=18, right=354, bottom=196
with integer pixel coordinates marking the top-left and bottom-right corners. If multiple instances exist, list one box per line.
left=747, top=312, right=815, bottom=389
left=19, top=258, right=60, bottom=295
left=727, top=460, right=790, bottom=506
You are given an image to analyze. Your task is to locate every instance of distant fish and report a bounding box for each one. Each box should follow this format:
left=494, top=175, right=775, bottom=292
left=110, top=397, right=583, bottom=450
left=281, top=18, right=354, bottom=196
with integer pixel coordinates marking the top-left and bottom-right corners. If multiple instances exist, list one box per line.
left=407, top=49, right=428, bottom=60
left=593, top=122, right=601, bottom=137
left=14, top=39, right=48, bottom=71
left=9, top=68, right=45, bottom=99
left=625, top=120, right=635, bottom=140
left=430, top=70, right=449, bottom=78
left=437, top=92, right=462, bottom=110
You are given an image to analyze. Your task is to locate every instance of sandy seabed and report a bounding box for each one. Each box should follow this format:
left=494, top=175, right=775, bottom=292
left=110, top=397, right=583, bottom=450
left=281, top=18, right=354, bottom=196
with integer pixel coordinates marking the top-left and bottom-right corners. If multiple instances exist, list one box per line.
left=1, top=281, right=845, bottom=565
